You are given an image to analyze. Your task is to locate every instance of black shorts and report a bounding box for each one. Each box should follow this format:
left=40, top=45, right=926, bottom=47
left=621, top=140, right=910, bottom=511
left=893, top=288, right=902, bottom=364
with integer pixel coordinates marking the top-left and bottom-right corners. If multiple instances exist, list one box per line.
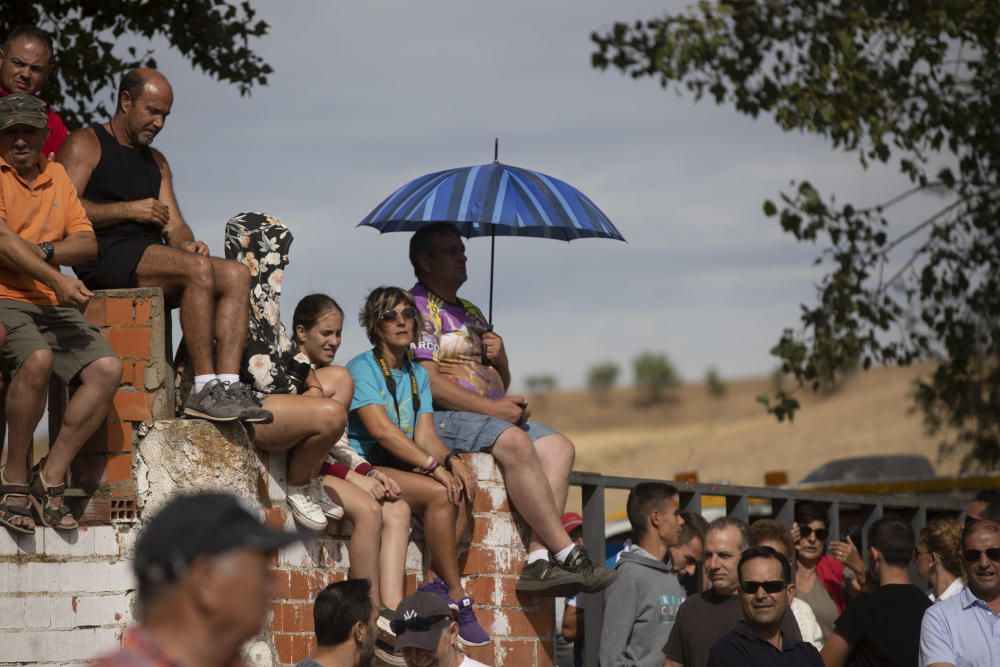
left=74, top=232, right=162, bottom=290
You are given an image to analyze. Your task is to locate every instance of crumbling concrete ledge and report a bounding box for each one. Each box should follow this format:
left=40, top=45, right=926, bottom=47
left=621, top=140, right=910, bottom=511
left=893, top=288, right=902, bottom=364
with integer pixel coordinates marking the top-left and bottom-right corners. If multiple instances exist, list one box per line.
left=134, top=419, right=259, bottom=519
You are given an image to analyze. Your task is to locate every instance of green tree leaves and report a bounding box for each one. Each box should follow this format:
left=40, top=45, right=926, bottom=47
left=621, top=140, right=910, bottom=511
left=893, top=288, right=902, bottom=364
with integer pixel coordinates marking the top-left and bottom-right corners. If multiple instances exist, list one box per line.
left=2, top=1, right=271, bottom=129
left=592, top=1, right=1000, bottom=469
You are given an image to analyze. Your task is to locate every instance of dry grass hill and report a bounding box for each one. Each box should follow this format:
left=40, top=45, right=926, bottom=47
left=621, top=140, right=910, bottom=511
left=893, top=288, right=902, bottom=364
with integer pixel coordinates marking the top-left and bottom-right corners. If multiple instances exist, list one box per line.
left=526, top=363, right=964, bottom=514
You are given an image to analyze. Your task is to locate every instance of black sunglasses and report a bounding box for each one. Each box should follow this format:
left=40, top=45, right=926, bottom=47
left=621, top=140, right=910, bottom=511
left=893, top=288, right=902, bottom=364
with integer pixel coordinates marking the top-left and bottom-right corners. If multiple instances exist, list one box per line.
left=963, top=547, right=1000, bottom=563
left=381, top=307, right=417, bottom=322
left=740, top=580, right=787, bottom=595
left=800, top=526, right=829, bottom=541
left=389, top=613, right=450, bottom=635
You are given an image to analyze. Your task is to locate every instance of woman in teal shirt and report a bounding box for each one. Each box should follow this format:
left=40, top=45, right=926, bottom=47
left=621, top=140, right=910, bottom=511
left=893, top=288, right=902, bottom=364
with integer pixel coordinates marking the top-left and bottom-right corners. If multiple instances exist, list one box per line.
left=346, top=286, right=487, bottom=647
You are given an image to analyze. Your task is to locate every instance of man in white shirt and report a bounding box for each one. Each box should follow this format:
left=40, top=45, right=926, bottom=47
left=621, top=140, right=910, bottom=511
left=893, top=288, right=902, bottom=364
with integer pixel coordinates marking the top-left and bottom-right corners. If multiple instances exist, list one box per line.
left=394, top=592, right=488, bottom=667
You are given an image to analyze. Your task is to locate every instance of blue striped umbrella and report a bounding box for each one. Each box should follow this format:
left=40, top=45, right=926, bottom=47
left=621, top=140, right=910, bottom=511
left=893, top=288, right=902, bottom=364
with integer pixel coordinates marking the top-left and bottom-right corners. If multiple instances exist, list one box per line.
left=357, top=155, right=624, bottom=322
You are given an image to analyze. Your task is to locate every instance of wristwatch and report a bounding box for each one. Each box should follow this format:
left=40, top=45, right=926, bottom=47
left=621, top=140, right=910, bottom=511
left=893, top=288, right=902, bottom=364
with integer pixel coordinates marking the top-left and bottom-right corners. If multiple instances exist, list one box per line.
left=39, top=242, right=55, bottom=262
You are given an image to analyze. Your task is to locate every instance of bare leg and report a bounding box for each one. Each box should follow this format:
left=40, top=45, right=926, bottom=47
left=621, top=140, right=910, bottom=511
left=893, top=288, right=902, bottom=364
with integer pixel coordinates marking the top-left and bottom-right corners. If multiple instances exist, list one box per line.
left=379, top=499, right=411, bottom=609
left=136, top=245, right=216, bottom=377
left=207, top=258, right=250, bottom=375
left=41, top=357, right=121, bottom=526
left=491, top=428, right=573, bottom=555
left=256, top=395, right=347, bottom=486
left=323, top=475, right=387, bottom=606
left=381, top=468, right=467, bottom=601
left=314, top=365, right=354, bottom=408
left=2, top=348, right=52, bottom=531
left=531, top=433, right=575, bottom=521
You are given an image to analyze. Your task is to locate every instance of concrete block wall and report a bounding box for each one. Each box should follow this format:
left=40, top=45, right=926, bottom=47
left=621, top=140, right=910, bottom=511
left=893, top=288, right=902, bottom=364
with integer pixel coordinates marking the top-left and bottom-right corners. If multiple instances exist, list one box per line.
left=73, top=288, right=173, bottom=524
left=0, top=525, right=135, bottom=665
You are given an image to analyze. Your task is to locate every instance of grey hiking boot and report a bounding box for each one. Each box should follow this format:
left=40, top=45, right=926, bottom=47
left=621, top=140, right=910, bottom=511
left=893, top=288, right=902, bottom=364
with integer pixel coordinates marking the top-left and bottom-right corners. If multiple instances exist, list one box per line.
left=515, top=557, right=585, bottom=597
left=226, top=381, right=274, bottom=424
left=183, top=379, right=243, bottom=422
left=515, top=545, right=618, bottom=597
left=563, top=544, right=618, bottom=593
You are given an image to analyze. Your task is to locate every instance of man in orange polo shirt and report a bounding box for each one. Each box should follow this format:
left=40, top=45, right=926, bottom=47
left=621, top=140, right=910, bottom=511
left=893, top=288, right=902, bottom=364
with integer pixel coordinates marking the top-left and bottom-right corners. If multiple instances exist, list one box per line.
left=0, top=93, right=121, bottom=536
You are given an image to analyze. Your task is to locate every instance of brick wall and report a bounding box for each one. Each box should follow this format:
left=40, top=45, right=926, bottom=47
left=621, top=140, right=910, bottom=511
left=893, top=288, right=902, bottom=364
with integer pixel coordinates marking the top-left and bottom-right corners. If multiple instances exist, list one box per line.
left=2, top=288, right=556, bottom=666
left=72, top=288, right=173, bottom=524
left=258, top=451, right=555, bottom=667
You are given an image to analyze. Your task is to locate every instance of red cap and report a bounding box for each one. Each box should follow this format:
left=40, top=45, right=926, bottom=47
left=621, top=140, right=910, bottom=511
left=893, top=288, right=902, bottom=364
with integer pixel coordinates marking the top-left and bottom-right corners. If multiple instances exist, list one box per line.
left=562, top=512, right=583, bottom=534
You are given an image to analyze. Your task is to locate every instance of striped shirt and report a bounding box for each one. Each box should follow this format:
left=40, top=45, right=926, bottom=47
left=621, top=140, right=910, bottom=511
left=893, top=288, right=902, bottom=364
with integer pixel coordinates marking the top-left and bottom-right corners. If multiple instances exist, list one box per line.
left=920, top=586, right=1000, bottom=666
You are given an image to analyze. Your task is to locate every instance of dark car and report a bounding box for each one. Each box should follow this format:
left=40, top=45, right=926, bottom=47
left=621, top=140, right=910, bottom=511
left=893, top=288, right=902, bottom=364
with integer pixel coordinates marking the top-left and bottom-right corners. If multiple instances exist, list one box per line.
left=800, top=454, right=935, bottom=484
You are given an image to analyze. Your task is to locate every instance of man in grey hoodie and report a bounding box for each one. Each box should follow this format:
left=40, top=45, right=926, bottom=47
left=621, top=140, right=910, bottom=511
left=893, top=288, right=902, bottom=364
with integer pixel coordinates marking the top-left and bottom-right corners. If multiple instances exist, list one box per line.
left=600, top=482, right=687, bottom=666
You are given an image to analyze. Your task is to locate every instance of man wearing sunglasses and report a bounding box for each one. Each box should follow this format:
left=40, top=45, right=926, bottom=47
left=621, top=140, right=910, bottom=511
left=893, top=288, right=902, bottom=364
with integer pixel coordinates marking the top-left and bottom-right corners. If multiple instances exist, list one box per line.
left=820, top=516, right=931, bottom=667
left=920, top=519, right=1000, bottom=666
left=707, top=546, right=822, bottom=666
left=392, top=591, right=487, bottom=667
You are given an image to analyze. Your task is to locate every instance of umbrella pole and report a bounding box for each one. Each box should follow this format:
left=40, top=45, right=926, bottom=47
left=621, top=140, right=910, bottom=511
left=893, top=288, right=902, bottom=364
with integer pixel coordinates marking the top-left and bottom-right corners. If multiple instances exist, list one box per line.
left=488, top=228, right=495, bottom=326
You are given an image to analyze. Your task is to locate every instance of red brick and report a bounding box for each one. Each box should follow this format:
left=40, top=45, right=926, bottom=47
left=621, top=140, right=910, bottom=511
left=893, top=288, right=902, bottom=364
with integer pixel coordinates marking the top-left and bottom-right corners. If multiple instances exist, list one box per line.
left=111, top=390, right=154, bottom=421
left=282, top=602, right=313, bottom=634
left=104, top=420, right=134, bottom=453
left=84, top=298, right=107, bottom=326
left=464, top=643, right=495, bottom=665
left=264, top=507, right=287, bottom=530
left=288, top=570, right=327, bottom=600
left=473, top=486, right=511, bottom=513
left=104, top=453, right=133, bottom=484
left=538, top=638, right=555, bottom=665
left=465, top=576, right=496, bottom=606
left=273, top=634, right=294, bottom=664
left=107, top=327, right=151, bottom=359
left=133, top=300, right=153, bottom=325
left=119, top=360, right=134, bottom=386
left=291, top=634, right=312, bottom=663
left=106, top=298, right=138, bottom=326
left=497, top=639, right=537, bottom=666
left=404, top=573, right=419, bottom=596
left=477, top=608, right=554, bottom=639
left=461, top=546, right=526, bottom=576
left=268, top=603, right=284, bottom=632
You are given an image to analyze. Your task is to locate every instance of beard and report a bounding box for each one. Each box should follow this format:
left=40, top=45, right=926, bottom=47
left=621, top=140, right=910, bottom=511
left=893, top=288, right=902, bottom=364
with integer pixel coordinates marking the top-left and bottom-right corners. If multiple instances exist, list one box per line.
left=357, top=636, right=375, bottom=667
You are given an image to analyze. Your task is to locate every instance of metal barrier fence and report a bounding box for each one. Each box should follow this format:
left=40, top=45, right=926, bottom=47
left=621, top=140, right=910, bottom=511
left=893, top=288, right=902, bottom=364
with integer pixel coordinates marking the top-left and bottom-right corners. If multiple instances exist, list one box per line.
left=570, top=471, right=966, bottom=667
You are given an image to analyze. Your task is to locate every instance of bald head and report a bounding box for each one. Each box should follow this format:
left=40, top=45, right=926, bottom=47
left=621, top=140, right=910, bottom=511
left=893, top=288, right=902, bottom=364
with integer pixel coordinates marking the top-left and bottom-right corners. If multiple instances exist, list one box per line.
left=118, top=68, right=172, bottom=109
left=114, top=69, right=173, bottom=146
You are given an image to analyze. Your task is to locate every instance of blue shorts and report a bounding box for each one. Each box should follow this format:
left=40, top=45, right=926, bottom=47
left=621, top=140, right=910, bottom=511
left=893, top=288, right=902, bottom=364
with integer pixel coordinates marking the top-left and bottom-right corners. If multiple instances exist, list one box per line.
left=433, top=410, right=556, bottom=452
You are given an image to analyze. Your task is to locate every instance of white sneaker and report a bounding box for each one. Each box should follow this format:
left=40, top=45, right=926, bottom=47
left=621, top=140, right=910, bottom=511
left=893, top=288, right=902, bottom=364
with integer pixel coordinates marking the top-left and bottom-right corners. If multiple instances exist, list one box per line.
left=317, top=490, right=345, bottom=521
left=287, top=486, right=328, bottom=531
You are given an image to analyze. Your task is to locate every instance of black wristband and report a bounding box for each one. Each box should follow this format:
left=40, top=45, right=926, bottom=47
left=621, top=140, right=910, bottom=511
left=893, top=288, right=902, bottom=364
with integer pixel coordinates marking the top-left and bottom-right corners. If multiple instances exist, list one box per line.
left=444, top=451, right=462, bottom=471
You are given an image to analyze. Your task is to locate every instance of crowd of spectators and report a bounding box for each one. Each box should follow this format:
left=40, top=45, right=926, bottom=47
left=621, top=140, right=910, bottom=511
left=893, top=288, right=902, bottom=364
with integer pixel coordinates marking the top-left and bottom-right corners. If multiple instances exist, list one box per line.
left=0, top=24, right=997, bottom=667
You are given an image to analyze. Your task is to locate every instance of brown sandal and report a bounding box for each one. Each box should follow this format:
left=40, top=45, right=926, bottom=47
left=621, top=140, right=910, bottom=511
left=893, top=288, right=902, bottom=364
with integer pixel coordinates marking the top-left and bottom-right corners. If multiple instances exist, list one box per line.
left=29, top=464, right=77, bottom=531
left=0, top=467, right=35, bottom=535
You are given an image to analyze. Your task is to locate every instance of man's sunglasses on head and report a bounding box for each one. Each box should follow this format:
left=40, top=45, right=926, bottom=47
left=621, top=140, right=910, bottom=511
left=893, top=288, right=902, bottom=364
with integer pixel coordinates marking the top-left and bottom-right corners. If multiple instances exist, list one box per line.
left=389, top=613, right=451, bottom=635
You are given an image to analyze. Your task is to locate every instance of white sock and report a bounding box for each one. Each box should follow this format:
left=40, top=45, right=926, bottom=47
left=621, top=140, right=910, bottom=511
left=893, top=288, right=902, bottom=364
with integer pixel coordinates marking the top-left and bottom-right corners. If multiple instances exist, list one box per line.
left=218, top=373, right=240, bottom=385
left=526, top=549, right=549, bottom=565
left=554, top=544, right=575, bottom=563
left=194, top=374, right=217, bottom=392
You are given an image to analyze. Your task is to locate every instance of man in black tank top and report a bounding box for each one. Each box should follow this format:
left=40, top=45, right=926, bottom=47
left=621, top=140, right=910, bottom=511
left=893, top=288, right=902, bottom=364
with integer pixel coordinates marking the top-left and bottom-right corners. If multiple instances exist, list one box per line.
left=58, top=68, right=270, bottom=425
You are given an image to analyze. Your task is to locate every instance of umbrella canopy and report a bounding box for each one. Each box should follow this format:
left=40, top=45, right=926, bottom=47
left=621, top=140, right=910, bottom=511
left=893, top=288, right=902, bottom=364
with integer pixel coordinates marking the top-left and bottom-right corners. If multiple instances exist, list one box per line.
left=357, top=161, right=625, bottom=242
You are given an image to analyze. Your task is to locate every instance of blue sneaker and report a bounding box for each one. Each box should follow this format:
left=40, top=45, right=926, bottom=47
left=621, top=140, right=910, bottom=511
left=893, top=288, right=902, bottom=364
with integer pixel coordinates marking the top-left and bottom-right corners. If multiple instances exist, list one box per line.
left=454, top=595, right=490, bottom=646
left=417, top=577, right=456, bottom=610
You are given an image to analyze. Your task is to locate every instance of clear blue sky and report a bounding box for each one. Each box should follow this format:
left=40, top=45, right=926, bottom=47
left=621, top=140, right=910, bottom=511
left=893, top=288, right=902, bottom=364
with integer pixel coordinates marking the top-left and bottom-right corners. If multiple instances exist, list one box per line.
left=122, top=0, right=923, bottom=390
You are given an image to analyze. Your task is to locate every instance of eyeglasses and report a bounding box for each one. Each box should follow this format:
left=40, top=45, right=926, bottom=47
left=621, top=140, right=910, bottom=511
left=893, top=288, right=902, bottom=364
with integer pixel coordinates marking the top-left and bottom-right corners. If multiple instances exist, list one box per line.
left=389, top=614, right=451, bottom=635
left=799, top=526, right=829, bottom=541
left=962, top=547, right=1000, bottom=563
left=740, top=580, right=787, bottom=595
left=380, top=307, right=417, bottom=322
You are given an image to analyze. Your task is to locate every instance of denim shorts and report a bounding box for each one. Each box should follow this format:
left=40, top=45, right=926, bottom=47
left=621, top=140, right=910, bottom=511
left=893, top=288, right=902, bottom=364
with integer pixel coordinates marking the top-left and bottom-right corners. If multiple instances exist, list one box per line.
left=433, top=410, right=556, bottom=452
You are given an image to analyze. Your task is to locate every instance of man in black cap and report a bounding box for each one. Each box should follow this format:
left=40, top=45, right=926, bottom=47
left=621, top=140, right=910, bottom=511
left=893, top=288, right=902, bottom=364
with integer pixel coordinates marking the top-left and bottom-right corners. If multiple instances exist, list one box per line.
left=393, top=592, right=488, bottom=667
left=92, top=491, right=301, bottom=667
